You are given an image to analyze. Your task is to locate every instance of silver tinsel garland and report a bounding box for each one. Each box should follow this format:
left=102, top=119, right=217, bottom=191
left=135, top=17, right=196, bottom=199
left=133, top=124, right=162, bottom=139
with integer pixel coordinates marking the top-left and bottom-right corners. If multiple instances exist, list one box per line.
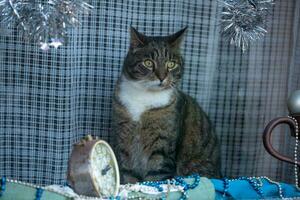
left=219, top=0, right=274, bottom=51
left=0, top=0, right=93, bottom=50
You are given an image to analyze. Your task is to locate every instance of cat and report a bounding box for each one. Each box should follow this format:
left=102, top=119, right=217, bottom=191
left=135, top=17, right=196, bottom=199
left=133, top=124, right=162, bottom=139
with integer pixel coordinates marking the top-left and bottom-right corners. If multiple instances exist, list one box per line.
left=112, top=27, right=221, bottom=184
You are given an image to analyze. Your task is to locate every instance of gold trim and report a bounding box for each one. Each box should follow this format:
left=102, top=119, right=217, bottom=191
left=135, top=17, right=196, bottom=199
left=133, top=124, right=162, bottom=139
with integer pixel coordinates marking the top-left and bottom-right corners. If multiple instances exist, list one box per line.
left=89, top=140, right=120, bottom=197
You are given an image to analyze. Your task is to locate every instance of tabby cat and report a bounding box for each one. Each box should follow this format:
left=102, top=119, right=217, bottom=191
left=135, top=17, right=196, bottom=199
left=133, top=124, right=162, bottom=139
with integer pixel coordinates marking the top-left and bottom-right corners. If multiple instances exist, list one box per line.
left=112, top=27, right=221, bottom=184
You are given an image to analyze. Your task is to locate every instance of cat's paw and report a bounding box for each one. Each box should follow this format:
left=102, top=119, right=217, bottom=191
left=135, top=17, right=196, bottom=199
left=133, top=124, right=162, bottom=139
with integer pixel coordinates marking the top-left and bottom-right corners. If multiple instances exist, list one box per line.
left=122, top=174, right=140, bottom=184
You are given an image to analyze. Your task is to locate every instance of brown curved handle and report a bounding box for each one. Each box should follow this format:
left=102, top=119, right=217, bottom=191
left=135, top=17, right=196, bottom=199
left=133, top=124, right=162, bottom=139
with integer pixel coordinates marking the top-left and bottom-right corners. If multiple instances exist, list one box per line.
left=263, top=117, right=300, bottom=167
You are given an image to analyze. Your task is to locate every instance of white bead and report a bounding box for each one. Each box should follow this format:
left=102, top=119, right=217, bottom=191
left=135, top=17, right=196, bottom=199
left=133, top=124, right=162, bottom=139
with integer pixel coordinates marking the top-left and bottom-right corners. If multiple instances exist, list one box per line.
left=289, top=116, right=299, bottom=189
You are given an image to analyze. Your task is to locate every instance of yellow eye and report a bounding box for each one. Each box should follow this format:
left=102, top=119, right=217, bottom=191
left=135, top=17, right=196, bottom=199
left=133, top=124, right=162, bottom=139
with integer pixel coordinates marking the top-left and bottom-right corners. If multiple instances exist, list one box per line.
left=166, top=61, right=177, bottom=70
left=143, top=59, right=154, bottom=69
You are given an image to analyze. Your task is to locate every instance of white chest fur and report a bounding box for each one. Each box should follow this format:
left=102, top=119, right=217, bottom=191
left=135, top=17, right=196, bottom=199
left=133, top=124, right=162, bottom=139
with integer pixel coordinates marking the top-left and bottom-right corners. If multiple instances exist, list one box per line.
left=118, top=77, right=174, bottom=121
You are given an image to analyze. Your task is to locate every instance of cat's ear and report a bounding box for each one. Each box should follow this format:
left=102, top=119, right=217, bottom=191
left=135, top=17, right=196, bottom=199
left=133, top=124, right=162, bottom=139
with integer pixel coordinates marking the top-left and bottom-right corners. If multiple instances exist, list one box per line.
left=167, top=26, right=187, bottom=48
left=130, top=27, right=147, bottom=48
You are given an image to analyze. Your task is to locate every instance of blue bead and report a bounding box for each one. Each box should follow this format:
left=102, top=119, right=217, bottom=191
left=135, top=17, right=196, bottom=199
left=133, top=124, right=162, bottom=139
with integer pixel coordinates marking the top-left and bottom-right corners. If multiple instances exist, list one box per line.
left=35, top=188, right=43, bottom=200
left=0, top=176, right=6, bottom=197
left=222, top=178, right=230, bottom=197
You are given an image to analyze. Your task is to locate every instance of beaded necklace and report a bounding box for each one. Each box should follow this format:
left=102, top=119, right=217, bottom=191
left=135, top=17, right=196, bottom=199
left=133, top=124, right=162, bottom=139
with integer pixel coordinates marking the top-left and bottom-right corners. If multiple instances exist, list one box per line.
left=0, top=177, right=46, bottom=200
left=222, top=176, right=285, bottom=199
left=288, top=115, right=299, bottom=189
left=139, top=174, right=200, bottom=200
left=0, top=175, right=200, bottom=200
left=0, top=176, right=121, bottom=200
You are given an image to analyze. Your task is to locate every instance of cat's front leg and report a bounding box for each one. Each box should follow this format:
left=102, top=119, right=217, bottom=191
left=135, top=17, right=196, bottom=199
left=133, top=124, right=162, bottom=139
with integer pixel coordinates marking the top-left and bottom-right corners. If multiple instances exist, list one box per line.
left=175, top=96, right=221, bottom=178
left=175, top=130, right=221, bottom=178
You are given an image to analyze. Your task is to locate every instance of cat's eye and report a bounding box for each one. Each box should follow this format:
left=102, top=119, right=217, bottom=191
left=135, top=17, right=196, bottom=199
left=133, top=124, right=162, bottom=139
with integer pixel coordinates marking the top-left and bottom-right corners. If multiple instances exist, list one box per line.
left=143, top=59, right=154, bottom=69
left=166, top=61, right=178, bottom=70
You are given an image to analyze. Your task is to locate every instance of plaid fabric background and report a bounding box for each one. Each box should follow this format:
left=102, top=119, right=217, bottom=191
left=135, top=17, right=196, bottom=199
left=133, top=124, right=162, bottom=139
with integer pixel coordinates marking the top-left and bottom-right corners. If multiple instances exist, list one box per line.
left=0, top=0, right=299, bottom=185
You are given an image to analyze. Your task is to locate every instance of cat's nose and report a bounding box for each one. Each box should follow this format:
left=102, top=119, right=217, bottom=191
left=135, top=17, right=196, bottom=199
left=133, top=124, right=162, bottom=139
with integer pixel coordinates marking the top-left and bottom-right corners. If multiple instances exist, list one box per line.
left=156, top=72, right=167, bottom=82
left=159, top=80, right=164, bottom=86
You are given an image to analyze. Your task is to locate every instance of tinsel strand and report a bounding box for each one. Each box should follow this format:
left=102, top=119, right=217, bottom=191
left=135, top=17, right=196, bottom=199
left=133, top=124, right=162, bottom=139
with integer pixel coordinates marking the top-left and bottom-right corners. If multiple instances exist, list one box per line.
left=0, top=0, right=93, bottom=51
left=219, top=0, right=274, bottom=51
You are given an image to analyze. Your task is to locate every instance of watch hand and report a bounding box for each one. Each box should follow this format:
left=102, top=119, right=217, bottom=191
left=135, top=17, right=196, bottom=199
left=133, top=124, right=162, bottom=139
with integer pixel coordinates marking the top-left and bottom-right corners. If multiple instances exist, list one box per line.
left=101, top=164, right=111, bottom=175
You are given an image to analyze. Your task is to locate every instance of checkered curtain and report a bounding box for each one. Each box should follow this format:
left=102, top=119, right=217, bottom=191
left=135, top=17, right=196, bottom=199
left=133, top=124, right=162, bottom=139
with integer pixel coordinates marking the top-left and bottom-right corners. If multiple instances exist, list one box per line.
left=0, top=0, right=299, bottom=185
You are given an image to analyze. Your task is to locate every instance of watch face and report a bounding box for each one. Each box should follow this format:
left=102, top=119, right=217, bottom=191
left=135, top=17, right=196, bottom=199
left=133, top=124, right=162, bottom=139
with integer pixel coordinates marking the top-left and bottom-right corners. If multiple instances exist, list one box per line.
left=91, top=141, right=119, bottom=197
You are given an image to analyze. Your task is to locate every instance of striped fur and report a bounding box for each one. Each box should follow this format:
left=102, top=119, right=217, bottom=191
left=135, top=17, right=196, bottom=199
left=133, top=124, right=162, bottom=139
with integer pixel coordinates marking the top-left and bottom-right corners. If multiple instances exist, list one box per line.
left=112, top=27, right=221, bottom=183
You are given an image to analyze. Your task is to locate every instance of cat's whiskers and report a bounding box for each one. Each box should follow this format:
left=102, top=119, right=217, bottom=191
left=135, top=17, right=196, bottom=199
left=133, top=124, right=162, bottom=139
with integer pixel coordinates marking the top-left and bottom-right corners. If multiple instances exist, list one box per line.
left=169, top=81, right=177, bottom=89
